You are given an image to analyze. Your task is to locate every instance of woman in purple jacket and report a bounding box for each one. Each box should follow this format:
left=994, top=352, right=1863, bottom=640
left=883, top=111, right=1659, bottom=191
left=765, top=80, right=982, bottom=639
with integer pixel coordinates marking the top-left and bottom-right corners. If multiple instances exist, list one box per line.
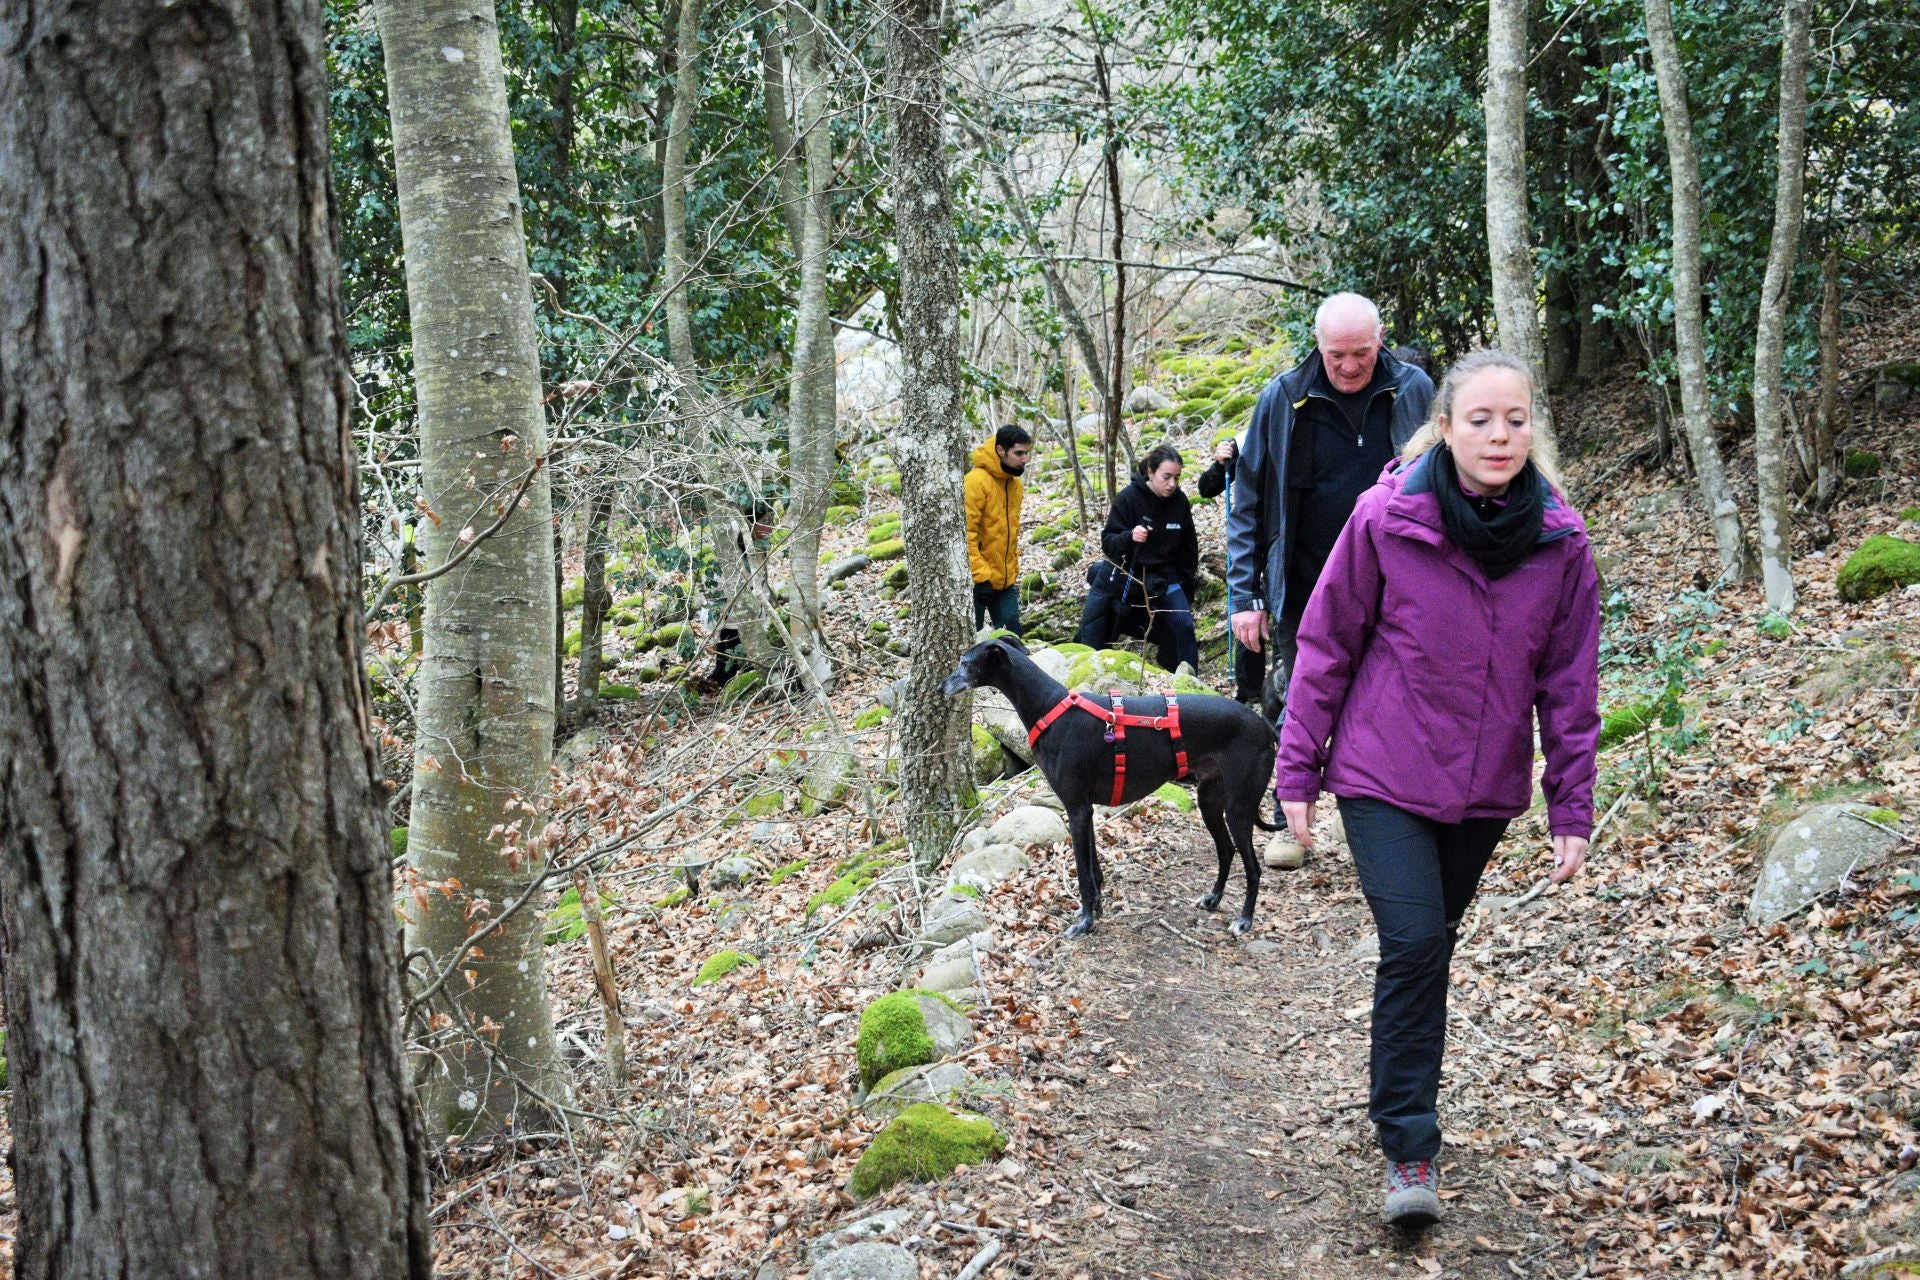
left=1274, top=349, right=1601, bottom=1229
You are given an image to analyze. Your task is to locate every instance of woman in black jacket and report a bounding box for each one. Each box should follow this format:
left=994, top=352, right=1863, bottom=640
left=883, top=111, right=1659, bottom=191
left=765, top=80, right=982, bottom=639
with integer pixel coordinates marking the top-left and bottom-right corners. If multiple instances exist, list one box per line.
left=1074, top=445, right=1202, bottom=672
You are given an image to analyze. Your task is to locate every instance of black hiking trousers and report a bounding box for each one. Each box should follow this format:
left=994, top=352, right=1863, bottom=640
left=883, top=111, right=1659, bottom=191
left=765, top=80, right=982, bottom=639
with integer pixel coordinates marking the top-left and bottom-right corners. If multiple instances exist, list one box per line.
left=1338, top=796, right=1509, bottom=1163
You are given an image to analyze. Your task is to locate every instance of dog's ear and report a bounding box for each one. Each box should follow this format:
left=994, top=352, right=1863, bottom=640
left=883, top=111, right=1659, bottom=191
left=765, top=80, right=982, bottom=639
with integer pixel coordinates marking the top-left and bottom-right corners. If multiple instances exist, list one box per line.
left=996, top=635, right=1030, bottom=657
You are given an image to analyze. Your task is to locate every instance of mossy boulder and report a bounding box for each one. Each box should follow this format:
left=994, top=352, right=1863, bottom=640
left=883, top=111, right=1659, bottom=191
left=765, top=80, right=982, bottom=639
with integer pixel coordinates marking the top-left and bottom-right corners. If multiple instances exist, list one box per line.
left=693, top=950, right=758, bottom=988
left=855, top=705, right=892, bottom=730
left=1066, top=647, right=1167, bottom=691
left=1030, top=522, right=1064, bottom=545
left=855, top=991, right=973, bottom=1088
left=1020, top=570, right=1049, bottom=597
left=1837, top=535, right=1920, bottom=602
left=1218, top=391, right=1258, bottom=421
left=971, top=723, right=1006, bottom=782
left=869, top=538, right=906, bottom=562
left=653, top=886, right=690, bottom=909
left=807, top=863, right=891, bottom=916
left=883, top=564, right=909, bottom=590
left=867, top=520, right=902, bottom=544
left=721, top=670, right=765, bottom=703
left=1150, top=782, right=1194, bottom=813
left=598, top=683, right=641, bottom=701
left=827, top=503, right=861, bottom=526
left=848, top=1104, right=1006, bottom=1198
left=561, top=577, right=585, bottom=610
left=563, top=628, right=583, bottom=657
left=736, top=790, right=784, bottom=820
left=863, top=1062, right=975, bottom=1118
left=800, top=749, right=858, bottom=817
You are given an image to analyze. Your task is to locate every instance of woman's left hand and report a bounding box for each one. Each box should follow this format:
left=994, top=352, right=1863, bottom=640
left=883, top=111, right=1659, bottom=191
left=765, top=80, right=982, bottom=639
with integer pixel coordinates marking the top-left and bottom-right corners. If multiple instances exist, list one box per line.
left=1549, top=835, right=1588, bottom=884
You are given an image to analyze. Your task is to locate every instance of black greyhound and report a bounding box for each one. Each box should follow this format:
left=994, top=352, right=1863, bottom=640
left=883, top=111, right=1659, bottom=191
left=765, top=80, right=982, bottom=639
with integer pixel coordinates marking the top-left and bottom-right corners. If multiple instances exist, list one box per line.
left=941, top=636, right=1282, bottom=937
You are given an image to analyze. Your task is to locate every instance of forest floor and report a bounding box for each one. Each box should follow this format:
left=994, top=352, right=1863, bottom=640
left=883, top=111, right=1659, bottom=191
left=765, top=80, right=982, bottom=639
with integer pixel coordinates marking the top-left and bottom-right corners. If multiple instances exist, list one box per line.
left=1, top=307, right=1917, bottom=1280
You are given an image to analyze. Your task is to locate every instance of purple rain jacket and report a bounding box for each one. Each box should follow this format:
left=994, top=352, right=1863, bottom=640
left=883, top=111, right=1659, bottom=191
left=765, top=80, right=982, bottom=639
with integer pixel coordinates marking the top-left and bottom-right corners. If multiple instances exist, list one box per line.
left=1274, top=449, right=1602, bottom=839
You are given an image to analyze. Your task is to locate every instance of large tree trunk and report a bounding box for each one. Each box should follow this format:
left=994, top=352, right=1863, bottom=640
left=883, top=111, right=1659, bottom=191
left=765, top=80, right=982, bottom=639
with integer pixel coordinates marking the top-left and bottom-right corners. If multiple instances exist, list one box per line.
left=1096, top=47, right=1127, bottom=505
left=1484, top=0, right=1557, bottom=439
left=1645, top=0, right=1749, bottom=580
left=884, top=0, right=976, bottom=873
left=378, top=0, right=567, bottom=1135
left=1752, top=0, right=1813, bottom=614
left=0, top=3, right=431, bottom=1275
left=574, top=488, right=615, bottom=721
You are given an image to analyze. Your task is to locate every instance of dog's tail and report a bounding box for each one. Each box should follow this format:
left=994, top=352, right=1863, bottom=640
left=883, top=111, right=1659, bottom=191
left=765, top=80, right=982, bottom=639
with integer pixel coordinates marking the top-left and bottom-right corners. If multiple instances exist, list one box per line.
left=1253, top=807, right=1283, bottom=833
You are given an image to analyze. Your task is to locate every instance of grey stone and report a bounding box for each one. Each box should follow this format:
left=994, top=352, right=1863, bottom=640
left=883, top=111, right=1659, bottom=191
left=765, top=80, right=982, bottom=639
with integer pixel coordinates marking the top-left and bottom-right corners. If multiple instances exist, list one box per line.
left=1480, top=892, right=1548, bottom=919
left=1028, top=645, right=1074, bottom=685
left=861, top=1062, right=976, bottom=1119
left=1239, top=939, right=1282, bottom=956
left=925, top=932, right=992, bottom=967
left=917, top=954, right=982, bottom=995
left=916, top=905, right=991, bottom=949
left=806, top=1210, right=916, bottom=1260
left=958, top=827, right=989, bottom=853
left=971, top=727, right=1006, bottom=782
left=1749, top=804, right=1907, bottom=924
left=810, top=1242, right=918, bottom=1280
left=1636, top=489, right=1685, bottom=515
left=709, top=855, right=759, bottom=889
left=985, top=805, right=1068, bottom=850
left=554, top=725, right=609, bottom=772
left=1074, top=411, right=1106, bottom=434
left=825, top=553, right=871, bottom=584
left=947, top=842, right=1031, bottom=893
left=1622, top=517, right=1659, bottom=536
left=912, top=994, right=975, bottom=1058
left=1126, top=384, right=1174, bottom=414
left=1349, top=933, right=1380, bottom=962
left=973, top=689, right=1037, bottom=765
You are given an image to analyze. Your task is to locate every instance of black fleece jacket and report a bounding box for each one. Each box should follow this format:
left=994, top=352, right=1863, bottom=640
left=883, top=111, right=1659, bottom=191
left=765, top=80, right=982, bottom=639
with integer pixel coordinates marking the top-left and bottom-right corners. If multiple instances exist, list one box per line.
left=1100, top=478, right=1200, bottom=596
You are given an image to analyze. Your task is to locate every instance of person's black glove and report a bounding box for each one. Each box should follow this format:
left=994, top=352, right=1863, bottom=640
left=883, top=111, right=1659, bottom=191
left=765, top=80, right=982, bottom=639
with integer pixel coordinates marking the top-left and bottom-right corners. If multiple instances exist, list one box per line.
left=972, top=579, right=995, bottom=607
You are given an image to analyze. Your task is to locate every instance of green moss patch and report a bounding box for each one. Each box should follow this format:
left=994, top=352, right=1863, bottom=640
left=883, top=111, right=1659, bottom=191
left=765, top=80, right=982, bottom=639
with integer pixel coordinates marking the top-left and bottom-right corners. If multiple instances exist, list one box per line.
left=389, top=826, right=409, bottom=857
left=768, top=858, right=809, bottom=886
left=855, top=991, right=966, bottom=1087
left=1597, top=698, right=1660, bottom=751
left=692, top=950, right=758, bottom=988
left=545, top=884, right=618, bottom=945
left=1150, top=782, right=1194, bottom=813
left=599, top=683, right=641, bottom=701
left=848, top=1104, right=1007, bottom=1198
left=721, top=671, right=765, bottom=702
left=1837, top=535, right=1920, bottom=602
left=827, top=503, right=861, bottom=525
left=854, top=705, right=892, bottom=730
left=653, top=886, right=690, bottom=909
left=869, top=538, right=906, bottom=562
left=1843, top=449, right=1881, bottom=478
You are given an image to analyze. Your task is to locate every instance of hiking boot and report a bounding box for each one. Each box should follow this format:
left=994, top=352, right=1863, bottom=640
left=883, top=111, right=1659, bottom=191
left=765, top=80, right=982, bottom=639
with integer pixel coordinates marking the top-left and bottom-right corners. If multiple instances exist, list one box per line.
left=1382, top=1159, right=1442, bottom=1229
left=1263, top=832, right=1305, bottom=870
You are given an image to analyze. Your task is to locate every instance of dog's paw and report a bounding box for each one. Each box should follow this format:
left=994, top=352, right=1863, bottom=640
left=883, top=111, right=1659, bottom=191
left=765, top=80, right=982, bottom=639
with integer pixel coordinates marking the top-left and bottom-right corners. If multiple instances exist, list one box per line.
left=1229, top=916, right=1253, bottom=937
left=1195, top=892, right=1222, bottom=912
left=1064, top=914, right=1095, bottom=938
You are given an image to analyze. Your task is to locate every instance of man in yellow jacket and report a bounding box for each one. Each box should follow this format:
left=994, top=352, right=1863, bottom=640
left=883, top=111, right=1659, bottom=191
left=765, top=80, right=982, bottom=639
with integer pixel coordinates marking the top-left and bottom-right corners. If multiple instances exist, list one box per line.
left=964, top=425, right=1032, bottom=634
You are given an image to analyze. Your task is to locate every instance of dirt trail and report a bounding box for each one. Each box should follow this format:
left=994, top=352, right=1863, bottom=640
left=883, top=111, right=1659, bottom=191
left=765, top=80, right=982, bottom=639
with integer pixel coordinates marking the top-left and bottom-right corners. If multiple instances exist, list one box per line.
left=1031, top=823, right=1581, bottom=1279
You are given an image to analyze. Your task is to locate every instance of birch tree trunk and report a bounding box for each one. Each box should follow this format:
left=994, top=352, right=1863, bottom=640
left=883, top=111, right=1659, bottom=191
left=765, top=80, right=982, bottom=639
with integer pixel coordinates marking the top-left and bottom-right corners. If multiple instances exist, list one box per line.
left=1752, top=0, right=1813, bottom=613
left=0, top=2, right=430, bottom=1274
left=378, top=0, right=567, bottom=1135
left=885, top=0, right=976, bottom=872
left=1484, top=0, right=1556, bottom=439
left=1645, top=0, right=1749, bottom=579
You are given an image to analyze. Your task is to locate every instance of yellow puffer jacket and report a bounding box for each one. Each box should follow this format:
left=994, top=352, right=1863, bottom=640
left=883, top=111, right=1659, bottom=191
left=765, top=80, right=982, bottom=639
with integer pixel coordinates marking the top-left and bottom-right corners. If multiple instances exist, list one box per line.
left=963, top=440, right=1023, bottom=590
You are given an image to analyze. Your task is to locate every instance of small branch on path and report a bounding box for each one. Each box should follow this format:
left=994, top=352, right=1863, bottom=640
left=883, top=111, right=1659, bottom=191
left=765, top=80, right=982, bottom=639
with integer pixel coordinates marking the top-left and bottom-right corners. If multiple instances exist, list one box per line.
left=1154, top=918, right=1206, bottom=947
left=950, top=1239, right=1003, bottom=1280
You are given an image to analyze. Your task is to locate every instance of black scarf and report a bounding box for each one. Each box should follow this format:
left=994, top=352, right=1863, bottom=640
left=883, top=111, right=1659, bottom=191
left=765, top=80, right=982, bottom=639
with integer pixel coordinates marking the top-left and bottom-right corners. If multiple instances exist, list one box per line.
left=1430, top=443, right=1544, bottom=580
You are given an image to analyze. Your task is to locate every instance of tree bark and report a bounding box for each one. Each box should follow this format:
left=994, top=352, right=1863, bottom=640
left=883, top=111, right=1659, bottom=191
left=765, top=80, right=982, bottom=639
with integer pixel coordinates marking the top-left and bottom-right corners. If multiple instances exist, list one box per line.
left=0, top=3, right=431, bottom=1275
left=663, top=0, right=705, bottom=373
left=574, top=488, right=615, bottom=721
left=1484, top=0, right=1557, bottom=439
left=779, top=0, right=837, bottom=635
left=884, top=0, right=976, bottom=872
left=1752, top=0, right=1813, bottom=613
left=1645, top=0, right=1749, bottom=579
left=378, top=0, right=567, bottom=1135
left=1811, top=248, right=1845, bottom=510
left=1096, top=47, right=1127, bottom=505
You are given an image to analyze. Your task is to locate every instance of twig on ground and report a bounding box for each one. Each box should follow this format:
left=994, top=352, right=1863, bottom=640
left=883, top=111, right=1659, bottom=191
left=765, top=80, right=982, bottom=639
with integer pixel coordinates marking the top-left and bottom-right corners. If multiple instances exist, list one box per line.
left=951, top=1238, right=1004, bottom=1280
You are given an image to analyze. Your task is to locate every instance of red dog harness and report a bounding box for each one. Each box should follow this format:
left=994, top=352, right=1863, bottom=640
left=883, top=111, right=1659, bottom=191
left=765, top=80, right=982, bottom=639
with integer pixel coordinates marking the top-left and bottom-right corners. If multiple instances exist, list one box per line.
left=1027, top=689, right=1189, bottom=806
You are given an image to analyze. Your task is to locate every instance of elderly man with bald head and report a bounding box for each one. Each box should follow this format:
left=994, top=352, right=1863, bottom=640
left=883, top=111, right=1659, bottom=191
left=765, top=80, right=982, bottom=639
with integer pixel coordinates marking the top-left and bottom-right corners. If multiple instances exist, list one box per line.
left=1224, top=293, right=1434, bottom=865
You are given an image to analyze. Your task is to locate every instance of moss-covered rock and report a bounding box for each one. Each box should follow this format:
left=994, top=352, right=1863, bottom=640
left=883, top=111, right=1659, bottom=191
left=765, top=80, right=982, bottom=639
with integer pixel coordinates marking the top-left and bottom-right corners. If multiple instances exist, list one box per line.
left=972, top=723, right=1006, bottom=781
left=1150, top=782, right=1194, bottom=813
left=737, top=790, right=783, bottom=820
left=1066, top=647, right=1166, bottom=690
left=1837, top=535, right=1920, bottom=602
left=693, top=950, right=757, bottom=987
left=827, top=503, right=861, bottom=525
left=883, top=564, right=909, bottom=590
left=1218, top=391, right=1258, bottom=421
left=854, top=991, right=971, bottom=1087
left=1843, top=448, right=1881, bottom=478
left=653, top=886, right=690, bottom=909
left=721, top=670, right=765, bottom=703
left=561, top=577, right=585, bottom=610
left=768, top=858, right=809, bottom=886
left=835, top=836, right=907, bottom=876
left=599, top=683, right=641, bottom=701
left=800, top=749, right=858, bottom=818
left=807, top=865, right=885, bottom=916
left=1030, top=522, right=1063, bottom=545
left=855, top=705, right=892, bottom=730
left=867, top=520, right=902, bottom=544
left=869, top=537, right=906, bottom=562
left=1020, top=570, right=1049, bottom=597
left=564, top=628, right=583, bottom=657
left=848, top=1104, right=1006, bottom=1198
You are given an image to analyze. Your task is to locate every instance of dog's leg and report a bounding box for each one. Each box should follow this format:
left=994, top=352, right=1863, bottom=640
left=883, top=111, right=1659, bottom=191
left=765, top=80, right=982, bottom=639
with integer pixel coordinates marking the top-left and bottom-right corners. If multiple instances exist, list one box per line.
left=1195, top=781, right=1232, bottom=913
left=1065, top=803, right=1098, bottom=937
left=1226, top=797, right=1263, bottom=936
